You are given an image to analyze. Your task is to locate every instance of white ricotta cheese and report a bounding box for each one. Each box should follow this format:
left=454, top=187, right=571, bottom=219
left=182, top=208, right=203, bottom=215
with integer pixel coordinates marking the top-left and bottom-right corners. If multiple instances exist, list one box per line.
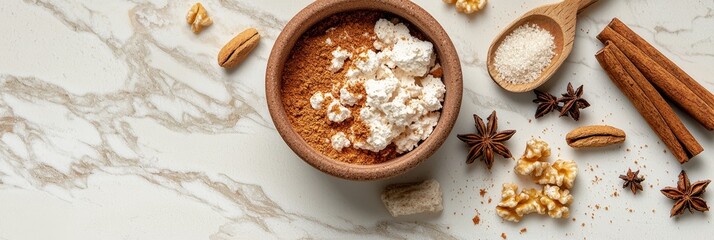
left=340, top=87, right=361, bottom=106
left=354, top=50, right=380, bottom=77
left=364, top=77, right=398, bottom=107
left=331, top=132, right=351, bottom=151
left=326, top=99, right=351, bottom=123
left=393, top=112, right=440, bottom=153
left=329, top=47, right=352, bottom=72
left=315, top=18, right=445, bottom=154
left=348, top=19, right=445, bottom=153
left=419, top=75, right=447, bottom=111
left=310, top=91, right=324, bottom=110
left=374, top=19, right=411, bottom=48
left=391, top=39, right=435, bottom=76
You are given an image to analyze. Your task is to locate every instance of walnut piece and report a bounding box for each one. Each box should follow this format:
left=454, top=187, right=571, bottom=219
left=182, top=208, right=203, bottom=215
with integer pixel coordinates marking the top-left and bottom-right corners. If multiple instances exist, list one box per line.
left=457, top=0, right=487, bottom=14
left=186, top=3, right=213, bottom=33
left=496, top=184, right=572, bottom=222
left=541, top=185, right=573, bottom=218
left=442, top=0, right=487, bottom=14
left=515, top=139, right=578, bottom=189
left=515, top=138, right=551, bottom=177
left=535, top=159, right=578, bottom=189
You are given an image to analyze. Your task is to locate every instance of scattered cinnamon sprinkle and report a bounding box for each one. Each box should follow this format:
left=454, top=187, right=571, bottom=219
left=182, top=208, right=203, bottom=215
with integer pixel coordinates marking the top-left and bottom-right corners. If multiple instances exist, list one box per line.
left=472, top=214, right=480, bottom=225
left=479, top=189, right=487, bottom=197
left=520, top=228, right=527, bottom=234
left=281, top=11, right=399, bottom=164
left=501, top=233, right=507, bottom=239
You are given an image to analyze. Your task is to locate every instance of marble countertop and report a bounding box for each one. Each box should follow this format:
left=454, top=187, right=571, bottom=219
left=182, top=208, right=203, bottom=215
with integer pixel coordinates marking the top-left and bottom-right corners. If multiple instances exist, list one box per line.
left=1, top=0, right=713, bottom=239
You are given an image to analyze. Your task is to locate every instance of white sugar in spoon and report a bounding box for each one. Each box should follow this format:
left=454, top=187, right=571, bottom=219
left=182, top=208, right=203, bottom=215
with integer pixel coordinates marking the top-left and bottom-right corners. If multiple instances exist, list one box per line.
left=487, top=0, right=598, bottom=93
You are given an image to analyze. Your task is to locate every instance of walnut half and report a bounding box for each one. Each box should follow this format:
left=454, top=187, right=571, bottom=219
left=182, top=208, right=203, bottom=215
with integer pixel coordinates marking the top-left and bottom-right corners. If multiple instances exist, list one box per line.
left=515, top=139, right=578, bottom=189
left=186, top=3, right=213, bottom=33
left=443, top=0, right=488, bottom=14
left=496, top=184, right=573, bottom=222
left=515, top=138, right=551, bottom=177
left=535, top=159, right=578, bottom=189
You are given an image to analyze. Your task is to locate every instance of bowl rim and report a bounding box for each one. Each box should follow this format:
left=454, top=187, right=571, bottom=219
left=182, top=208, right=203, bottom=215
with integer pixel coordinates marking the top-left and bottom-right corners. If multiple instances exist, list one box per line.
left=265, top=0, right=463, bottom=180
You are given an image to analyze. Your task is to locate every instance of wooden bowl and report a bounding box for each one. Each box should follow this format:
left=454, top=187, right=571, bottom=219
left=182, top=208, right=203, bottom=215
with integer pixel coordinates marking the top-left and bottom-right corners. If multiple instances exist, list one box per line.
left=265, top=0, right=462, bottom=180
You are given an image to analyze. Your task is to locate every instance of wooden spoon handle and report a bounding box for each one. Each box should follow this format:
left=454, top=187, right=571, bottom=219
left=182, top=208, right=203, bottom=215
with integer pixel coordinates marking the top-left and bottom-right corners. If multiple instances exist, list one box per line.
left=577, top=0, right=598, bottom=14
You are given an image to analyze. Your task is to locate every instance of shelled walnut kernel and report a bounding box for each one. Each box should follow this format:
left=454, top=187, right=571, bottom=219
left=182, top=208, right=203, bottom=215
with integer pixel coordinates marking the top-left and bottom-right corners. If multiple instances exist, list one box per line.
left=515, top=139, right=578, bottom=189
left=496, top=184, right=573, bottom=222
left=515, top=138, right=551, bottom=176
left=443, top=0, right=487, bottom=14
left=535, top=160, right=578, bottom=189
left=186, top=3, right=212, bottom=33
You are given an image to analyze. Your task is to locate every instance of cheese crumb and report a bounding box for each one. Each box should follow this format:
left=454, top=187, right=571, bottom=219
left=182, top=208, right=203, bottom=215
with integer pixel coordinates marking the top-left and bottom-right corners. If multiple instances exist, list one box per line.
left=331, top=132, right=351, bottom=151
left=327, top=99, right=351, bottom=123
left=374, top=19, right=411, bottom=47
left=329, top=47, right=352, bottom=72
left=340, top=87, right=361, bottom=106
left=391, top=39, right=435, bottom=76
left=325, top=37, right=333, bottom=46
left=310, top=91, right=325, bottom=110
left=420, top=75, right=447, bottom=111
left=354, top=50, right=380, bottom=77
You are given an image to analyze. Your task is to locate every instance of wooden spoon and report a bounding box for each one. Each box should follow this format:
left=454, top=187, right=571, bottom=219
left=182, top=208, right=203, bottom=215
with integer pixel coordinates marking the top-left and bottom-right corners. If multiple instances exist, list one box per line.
left=487, top=0, right=598, bottom=93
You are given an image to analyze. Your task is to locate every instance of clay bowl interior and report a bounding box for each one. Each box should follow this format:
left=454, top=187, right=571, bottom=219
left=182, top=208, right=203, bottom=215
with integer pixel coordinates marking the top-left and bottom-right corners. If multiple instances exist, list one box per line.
left=266, top=0, right=462, bottom=180
left=486, top=15, right=565, bottom=93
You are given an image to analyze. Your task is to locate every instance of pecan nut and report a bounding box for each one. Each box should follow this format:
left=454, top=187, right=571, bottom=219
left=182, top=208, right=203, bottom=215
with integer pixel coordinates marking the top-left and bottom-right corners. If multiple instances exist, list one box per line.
left=217, top=28, right=260, bottom=69
left=566, top=125, right=626, bottom=148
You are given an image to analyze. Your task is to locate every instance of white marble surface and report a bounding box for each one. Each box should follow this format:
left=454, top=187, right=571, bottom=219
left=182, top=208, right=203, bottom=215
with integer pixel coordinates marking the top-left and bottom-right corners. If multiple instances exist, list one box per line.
left=0, top=0, right=713, bottom=239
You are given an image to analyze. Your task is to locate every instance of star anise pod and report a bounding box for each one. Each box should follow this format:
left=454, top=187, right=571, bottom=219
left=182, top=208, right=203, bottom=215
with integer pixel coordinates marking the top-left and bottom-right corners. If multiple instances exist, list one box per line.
left=456, top=111, right=516, bottom=169
left=619, top=168, right=645, bottom=195
left=660, top=170, right=711, bottom=217
left=532, top=90, right=560, bottom=119
left=557, top=82, right=590, bottom=121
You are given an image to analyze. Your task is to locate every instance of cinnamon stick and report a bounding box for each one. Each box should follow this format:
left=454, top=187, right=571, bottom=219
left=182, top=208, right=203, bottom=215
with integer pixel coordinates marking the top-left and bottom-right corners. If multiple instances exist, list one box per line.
left=595, top=44, right=697, bottom=163
left=606, top=41, right=702, bottom=162
left=598, top=26, right=714, bottom=130
left=607, top=18, right=714, bottom=110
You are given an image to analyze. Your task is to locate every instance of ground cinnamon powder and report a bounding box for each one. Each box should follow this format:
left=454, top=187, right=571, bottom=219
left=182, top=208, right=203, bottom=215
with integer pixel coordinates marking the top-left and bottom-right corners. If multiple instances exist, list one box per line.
left=281, top=11, right=399, bottom=164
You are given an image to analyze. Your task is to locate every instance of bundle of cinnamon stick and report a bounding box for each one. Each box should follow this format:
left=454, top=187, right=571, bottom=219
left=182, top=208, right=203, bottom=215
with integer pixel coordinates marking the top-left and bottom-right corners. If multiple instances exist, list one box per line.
left=595, top=18, right=714, bottom=164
